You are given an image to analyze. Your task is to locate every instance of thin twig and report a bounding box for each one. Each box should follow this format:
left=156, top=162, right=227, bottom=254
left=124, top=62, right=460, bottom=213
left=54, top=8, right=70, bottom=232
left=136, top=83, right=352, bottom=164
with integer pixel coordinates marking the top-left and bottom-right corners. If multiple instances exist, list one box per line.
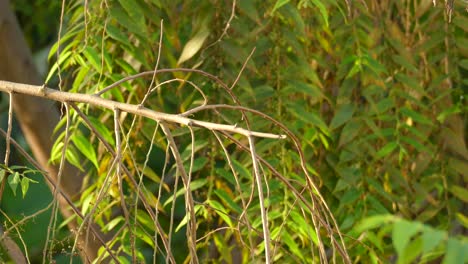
left=142, top=19, right=164, bottom=102
left=202, top=0, right=236, bottom=52
left=114, top=108, right=135, bottom=262
left=160, top=123, right=199, bottom=264
left=0, top=92, right=14, bottom=202
left=247, top=136, right=271, bottom=263
left=43, top=102, right=71, bottom=263
left=0, top=211, right=28, bottom=264
left=68, top=103, right=175, bottom=263
left=230, top=47, right=256, bottom=90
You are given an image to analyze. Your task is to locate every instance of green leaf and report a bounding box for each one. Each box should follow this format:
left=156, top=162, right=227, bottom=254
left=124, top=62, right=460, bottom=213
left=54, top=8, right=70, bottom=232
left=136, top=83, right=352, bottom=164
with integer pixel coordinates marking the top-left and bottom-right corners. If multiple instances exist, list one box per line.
left=163, top=179, right=208, bottom=207
left=392, top=54, right=418, bottom=73
left=310, top=0, right=329, bottom=28
left=231, top=159, right=251, bottom=180
left=363, top=54, right=388, bottom=75
left=45, top=51, right=72, bottom=83
left=284, top=81, right=325, bottom=101
left=355, top=214, right=395, bottom=232
left=105, top=216, right=124, bottom=231
left=21, top=177, right=29, bottom=198
left=207, top=199, right=233, bottom=227
left=117, top=0, right=146, bottom=30
left=282, top=231, right=305, bottom=260
left=214, top=189, right=242, bottom=214
left=66, top=146, right=85, bottom=171
left=0, top=169, right=5, bottom=183
left=82, top=47, right=102, bottom=73
left=253, top=85, right=275, bottom=101
left=72, top=133, right=99, bottom=170
left=88, top=117, right=115, bottom=146
left=393, top=219, right=421, bottom=258
left=400, top=136, right=431, bottom=153
left=367, top=195, right=390, bottom=214
left=288, top=103, right=329, bottom=135
left=81, top=193, right=94, bottom=215
left=110, top=5, right=146, bottom=38
left=453, top=15, right=468, bottom=31
left=136, top=164, right=160, bottom=183
left=443, top=238, right=468, bottom=264
left=106, top=24, right=131, bottom=47
left=400, top=107, right=433, bottom=126
left=271, top=0, right=290, bottom=14
left=376, top=141, right=398, bottom=159
left=437, top=104, right=462, bottom=123
left=186, top=157, right=208, bottom=173
left=455, top=213, right=468, bottom=229
left=449, top=185, right=468, bottom=203
left=375, top=98, right=395, bottom=115
left=290, top=210, right=319, bottom=245
left=330, top=104, right=355, bottom=130
left=421, top=227, right=445, bottom=255
left=8, top=172, right=20, bottom=196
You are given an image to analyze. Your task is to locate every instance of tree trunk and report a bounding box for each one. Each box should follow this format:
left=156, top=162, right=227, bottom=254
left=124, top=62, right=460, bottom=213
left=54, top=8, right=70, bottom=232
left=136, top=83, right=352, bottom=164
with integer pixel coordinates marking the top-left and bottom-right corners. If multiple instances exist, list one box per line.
left=0, top=1, right=104, bottom=262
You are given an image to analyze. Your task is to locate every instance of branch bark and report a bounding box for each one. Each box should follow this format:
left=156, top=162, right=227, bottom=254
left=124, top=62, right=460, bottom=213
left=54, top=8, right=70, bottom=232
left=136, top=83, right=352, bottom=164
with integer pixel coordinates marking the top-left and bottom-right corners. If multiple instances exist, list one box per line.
left=0, top=81, right=285, bottom=139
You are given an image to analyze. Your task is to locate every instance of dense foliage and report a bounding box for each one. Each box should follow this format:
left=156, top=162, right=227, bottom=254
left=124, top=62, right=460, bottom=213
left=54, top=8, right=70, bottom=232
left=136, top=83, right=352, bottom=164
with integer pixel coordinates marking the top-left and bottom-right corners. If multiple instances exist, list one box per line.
left=4, top=0, right=468, bottom=263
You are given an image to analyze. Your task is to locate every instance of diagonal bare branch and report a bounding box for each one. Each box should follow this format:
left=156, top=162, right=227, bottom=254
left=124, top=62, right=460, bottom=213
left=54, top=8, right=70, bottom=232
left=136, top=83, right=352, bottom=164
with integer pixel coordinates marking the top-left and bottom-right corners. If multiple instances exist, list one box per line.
left=0, top=81, right=285, bottom=140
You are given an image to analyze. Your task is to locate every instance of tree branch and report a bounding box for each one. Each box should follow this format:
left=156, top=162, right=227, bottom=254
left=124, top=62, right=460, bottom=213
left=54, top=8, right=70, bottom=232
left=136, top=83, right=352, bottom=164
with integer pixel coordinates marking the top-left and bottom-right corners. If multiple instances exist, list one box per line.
left=0, top=80, right=286, bottom=139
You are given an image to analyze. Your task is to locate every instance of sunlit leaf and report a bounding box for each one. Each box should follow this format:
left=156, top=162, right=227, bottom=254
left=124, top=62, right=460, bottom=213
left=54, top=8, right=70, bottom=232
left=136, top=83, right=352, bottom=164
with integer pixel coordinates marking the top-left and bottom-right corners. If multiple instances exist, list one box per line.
left=455, top=213, right=468, bottom=229
left=355, top=214, right=395, bottom=232
left=21, top=177, right=29, bottom=198
left=310, top=0, right=329, bottom=28
left=207, top=199, right=233, bottom=227
left=392, top=219, right=421, bottom=258
left=72, top=133, right=99, bottom=170
left=83, top=46, right=102, bottom=73
left=282, top=231, right=305, bottom=260
left=105, top=216, right=124, bottom=231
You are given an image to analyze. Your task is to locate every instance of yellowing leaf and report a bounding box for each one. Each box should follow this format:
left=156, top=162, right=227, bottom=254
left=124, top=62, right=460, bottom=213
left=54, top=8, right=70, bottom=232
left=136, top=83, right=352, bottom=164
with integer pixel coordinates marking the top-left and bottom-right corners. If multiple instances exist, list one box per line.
left=177, top=28, right=210, bottom=65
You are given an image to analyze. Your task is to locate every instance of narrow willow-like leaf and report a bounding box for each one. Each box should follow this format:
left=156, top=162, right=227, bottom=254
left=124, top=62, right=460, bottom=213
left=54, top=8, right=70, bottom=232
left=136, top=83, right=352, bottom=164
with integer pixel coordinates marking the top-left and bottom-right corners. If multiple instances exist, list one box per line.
left=72, top=133, right=99, bottom=170
left=207, top=200, right=233, bottom=228
left=214, top=189, right=242, bottom=214
left=271, top=0, right=290, bottom=14
left=376, top=141, right=398, bottom=159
